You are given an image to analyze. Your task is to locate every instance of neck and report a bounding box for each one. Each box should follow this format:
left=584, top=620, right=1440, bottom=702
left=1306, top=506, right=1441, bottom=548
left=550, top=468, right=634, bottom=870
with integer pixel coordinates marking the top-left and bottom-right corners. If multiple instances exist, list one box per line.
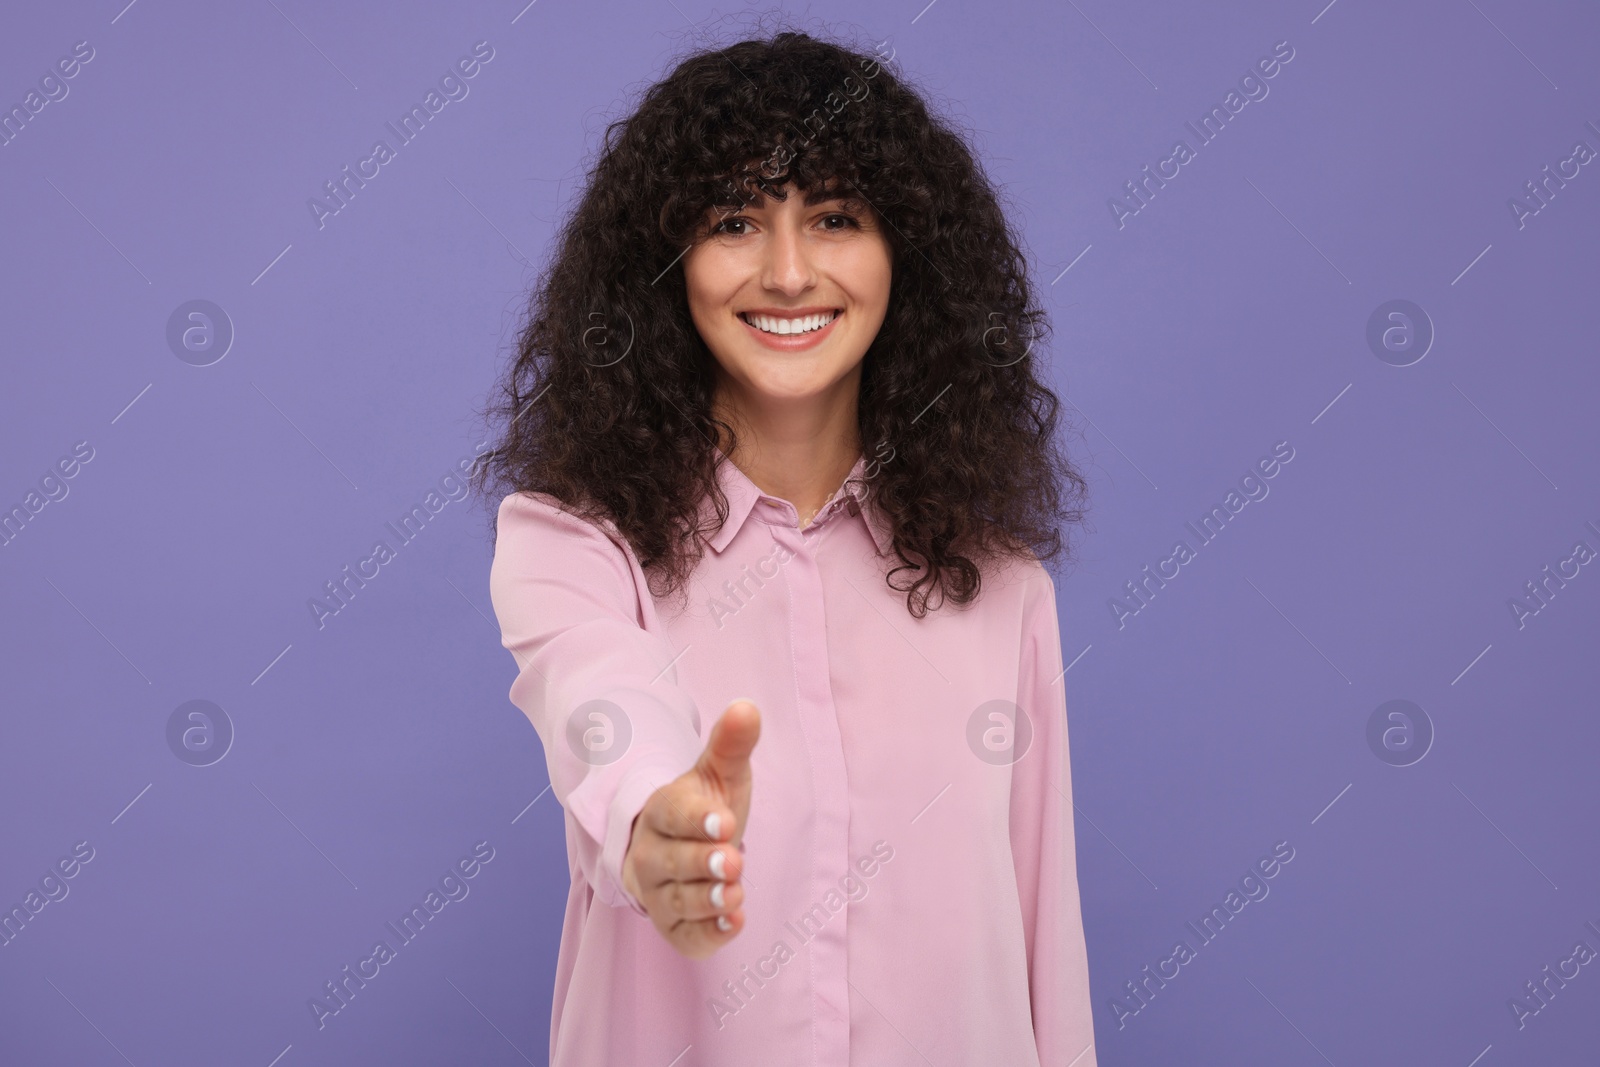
left=712, top=373, right=863, bottom=527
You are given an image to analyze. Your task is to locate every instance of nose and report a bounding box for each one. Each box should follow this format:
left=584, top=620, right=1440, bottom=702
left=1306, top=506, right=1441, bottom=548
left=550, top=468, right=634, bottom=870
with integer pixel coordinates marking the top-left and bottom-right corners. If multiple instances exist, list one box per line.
left=760, top=217, right=818, bottom=297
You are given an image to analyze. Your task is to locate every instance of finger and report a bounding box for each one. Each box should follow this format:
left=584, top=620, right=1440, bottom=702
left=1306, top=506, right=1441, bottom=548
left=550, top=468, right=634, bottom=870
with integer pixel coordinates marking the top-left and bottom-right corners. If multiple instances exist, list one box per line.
left=659, top=876, right=746, bottom=924
left=633, top=827, right=744, bottom=898
left=695, top=840, right=744, bottom=883
left=656, top=837, right=745, bottom=885
left=671, top=908, right=746, bottom=959
left=643, top=781, right=735, bottom=843
left=698, top=699, right=762, bottom=785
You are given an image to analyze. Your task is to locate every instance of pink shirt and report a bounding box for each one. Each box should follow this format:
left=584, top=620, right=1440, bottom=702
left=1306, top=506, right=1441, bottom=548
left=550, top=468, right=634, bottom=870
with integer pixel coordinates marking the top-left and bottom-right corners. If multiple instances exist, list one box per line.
left=489, top=446, right=1097, bottom=1066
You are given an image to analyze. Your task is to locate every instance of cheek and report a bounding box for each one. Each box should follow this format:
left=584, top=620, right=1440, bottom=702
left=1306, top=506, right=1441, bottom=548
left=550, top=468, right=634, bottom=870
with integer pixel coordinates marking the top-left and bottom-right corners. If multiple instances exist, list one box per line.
left=682, top=258, right=712, bottom=314
left=683, top=283, right=728, bottom=344
left=850, top=244, right=893, bottom=309
left=845, top=251, right=893, bottom=327
left=684, top=252, right=746, bottom=318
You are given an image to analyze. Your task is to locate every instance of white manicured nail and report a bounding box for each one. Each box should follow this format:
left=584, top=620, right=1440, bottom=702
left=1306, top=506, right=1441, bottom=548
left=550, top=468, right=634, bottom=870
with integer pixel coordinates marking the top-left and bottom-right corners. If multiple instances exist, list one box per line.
left=703, top=812, right=721, bottom=839
left=710, top=882, right=725, bottom=908
left=709, top=849, right=726, bottom=879
left=716, top=915, right=732, bottom=932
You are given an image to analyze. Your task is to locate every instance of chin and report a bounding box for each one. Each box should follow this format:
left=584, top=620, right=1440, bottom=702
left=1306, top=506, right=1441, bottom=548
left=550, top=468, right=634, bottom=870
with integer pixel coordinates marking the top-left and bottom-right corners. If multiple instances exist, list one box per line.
left=748, top=367, right=852, bottom=400
left=744, top=380, right=835, bottom=403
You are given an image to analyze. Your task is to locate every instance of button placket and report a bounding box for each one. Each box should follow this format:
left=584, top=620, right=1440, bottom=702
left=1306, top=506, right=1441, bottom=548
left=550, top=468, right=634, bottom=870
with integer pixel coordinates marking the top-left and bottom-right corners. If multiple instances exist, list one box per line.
left=768, top=521, right=852, bottom=1064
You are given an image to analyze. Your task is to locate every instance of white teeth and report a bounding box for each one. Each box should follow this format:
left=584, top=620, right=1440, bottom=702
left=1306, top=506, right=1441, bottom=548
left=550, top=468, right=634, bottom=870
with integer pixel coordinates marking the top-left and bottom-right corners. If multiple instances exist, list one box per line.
left=741, top=311, right=837, bottom=335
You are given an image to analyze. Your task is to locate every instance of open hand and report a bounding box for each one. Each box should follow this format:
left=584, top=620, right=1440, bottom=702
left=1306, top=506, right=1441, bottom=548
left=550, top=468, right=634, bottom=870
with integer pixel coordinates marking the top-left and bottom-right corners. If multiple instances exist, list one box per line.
left=621, top=699, right=760, bottom=959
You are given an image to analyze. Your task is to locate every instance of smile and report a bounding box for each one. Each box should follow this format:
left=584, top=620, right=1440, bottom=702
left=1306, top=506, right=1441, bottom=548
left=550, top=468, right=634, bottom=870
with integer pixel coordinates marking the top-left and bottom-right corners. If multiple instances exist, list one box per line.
left=737, top=310, right=840, bottom=335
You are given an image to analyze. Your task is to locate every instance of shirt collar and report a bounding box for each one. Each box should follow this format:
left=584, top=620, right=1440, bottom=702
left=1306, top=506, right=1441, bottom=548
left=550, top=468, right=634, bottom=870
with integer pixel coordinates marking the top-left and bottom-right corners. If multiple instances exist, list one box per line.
left=703, top=445, right=893, bottom=556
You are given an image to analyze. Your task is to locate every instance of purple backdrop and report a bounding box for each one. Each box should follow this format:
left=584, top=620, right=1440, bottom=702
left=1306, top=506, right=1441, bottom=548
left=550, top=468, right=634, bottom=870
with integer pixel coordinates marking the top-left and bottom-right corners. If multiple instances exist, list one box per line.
left=2, top=1, right=1597, bottom=1064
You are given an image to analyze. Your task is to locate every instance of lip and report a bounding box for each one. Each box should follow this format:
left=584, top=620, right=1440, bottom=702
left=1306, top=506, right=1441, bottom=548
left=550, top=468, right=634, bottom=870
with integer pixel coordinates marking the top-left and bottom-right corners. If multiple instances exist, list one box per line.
left=737, top=308, right=843, bottom=351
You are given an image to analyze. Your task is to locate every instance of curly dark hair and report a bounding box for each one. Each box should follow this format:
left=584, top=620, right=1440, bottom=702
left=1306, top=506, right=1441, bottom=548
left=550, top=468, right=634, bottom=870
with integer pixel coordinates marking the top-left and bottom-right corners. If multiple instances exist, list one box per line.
left=471, top=22, right=1088, bottom=618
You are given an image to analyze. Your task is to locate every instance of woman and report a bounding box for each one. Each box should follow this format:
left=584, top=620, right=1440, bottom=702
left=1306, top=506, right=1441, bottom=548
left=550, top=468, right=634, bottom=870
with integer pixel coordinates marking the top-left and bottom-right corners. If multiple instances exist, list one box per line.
left=476, top=28, right=1096, bottom=1066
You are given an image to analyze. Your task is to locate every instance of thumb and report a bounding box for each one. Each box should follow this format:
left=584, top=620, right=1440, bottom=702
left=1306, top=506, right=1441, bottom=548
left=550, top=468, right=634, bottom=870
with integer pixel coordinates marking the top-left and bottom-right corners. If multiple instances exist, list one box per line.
left=698, top=699, right=761, bottom=783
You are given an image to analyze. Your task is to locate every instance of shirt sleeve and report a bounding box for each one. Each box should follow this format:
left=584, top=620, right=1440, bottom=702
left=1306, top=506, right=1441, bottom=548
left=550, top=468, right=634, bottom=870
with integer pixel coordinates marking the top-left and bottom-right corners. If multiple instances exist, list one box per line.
left=488, top=491, right=707, bottom=915
left=1011, top=567, right=1098, bottom=1066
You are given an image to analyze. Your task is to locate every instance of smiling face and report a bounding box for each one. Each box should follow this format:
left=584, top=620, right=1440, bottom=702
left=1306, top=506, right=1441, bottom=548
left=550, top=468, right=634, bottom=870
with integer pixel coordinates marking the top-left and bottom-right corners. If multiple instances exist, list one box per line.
left=682, top=179, right=893, bottom=433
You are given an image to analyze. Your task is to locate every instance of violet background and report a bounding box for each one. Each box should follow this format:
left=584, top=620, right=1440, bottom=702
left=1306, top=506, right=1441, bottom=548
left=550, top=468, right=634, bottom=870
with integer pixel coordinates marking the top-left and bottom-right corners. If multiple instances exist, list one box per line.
left=1, top=1, right=1597, bottom=1064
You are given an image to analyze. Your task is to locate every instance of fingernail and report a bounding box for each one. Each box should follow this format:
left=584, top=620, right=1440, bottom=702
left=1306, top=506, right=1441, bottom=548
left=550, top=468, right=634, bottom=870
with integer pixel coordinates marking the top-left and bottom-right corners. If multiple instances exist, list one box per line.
left=703, top=812, right=721, bottom=839
left=709, top=849, right=726, bottom=879
left=716, top=915, right=732, bottom=932
left=710, top=882, right=725, bottom=908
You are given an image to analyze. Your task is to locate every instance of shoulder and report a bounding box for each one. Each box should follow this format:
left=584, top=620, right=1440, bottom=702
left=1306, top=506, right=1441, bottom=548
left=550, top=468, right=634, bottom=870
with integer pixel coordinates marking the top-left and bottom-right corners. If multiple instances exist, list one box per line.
left=497, top=490, right=626, bottom=542
left=980, top=547, right=1059, bottom=612
left=490, top=491, right=658, bottom=625
left=493, top=491, right=639, bottom=576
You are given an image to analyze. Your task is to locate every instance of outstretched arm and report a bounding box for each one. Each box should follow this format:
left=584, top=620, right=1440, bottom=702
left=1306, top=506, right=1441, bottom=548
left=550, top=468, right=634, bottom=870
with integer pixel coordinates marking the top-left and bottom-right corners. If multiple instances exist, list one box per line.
left=488, top=491, right=706, bottom=915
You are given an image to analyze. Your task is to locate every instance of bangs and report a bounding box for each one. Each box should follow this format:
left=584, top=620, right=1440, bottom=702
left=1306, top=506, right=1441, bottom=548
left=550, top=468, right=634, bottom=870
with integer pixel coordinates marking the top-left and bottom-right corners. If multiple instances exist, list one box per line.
left=686, top=141, right=870, bottom=240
